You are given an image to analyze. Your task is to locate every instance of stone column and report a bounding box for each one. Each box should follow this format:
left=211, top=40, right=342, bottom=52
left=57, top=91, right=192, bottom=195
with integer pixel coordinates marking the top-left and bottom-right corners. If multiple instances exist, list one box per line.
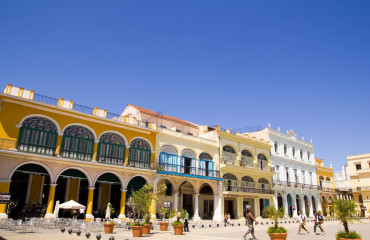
left=308, top=196, right=314, bottom=217
left=174, top=192, right=179, bottom=210
left=213, top=194, right=223, bottom=221
left=193, top=193, right=200, bottom=221
left=0, top=180, right=11, bottom=219
left=292, top=198, right=298, bottom=218
left=254, top=198, right=260, bottom=217
left=237, top=197, right=243, bottom=219
left=44, top=184, right=57, bottom=219
left=150, top=193, right=156, bottom=220
left=300, top=196, right=306, bottom=216
left=85, top=187, right=95, bottom=222
left=282, top=194, right=288, bottom=216
left=118, top=189, right=127, bottom=219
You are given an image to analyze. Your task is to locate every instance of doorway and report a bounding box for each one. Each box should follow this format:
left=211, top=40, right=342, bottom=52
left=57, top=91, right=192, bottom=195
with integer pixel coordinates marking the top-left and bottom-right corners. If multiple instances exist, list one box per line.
left=184, top=157, right=192, bottom=174
left=183, top=194, right=193, bottom=217
left=225, top=200, right=234, bottom=218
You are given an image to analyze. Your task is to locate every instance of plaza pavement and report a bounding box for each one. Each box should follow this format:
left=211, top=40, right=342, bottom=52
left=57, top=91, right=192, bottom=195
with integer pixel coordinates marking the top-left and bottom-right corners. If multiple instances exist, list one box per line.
left=1, top=219, right=369, bottom=240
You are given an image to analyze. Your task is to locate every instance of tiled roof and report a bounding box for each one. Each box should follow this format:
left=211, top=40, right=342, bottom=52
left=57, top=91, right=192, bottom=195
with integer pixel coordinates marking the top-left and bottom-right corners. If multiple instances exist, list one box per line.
left=128, top=104, right=197, bottom=127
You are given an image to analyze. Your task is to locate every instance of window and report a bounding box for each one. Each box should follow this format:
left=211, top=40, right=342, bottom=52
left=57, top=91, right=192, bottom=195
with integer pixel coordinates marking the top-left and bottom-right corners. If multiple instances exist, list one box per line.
left=307, top=152, right=310, bottom=161
left=294, top=169, right=298, bottom=183
left=356, top=164, right=362, bottom=170
left=302, top=171, right=306, bottom=184
left=286, top=167, right=290, bottom=182
left=275, top=165, right=280, bottom=180
left=61, top=125, right=95, bottom=161
left=292, top=147, right=295, bottom=158
left=284, top=144, right=287, bottom=155
left=300, top=149, right=303, bottom=159
left=129, top=138, right=152, bottom=168
left=97, top=132, right=126, bottom=165
left=309, top=172, right=313, bottom=185
left=274, top=142, right=278, bottom=153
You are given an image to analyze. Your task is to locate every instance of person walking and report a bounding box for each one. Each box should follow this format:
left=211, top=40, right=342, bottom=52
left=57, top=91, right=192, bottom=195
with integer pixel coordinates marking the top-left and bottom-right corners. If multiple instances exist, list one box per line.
left=296, top=210, right=309, bottom=235
left=313, top=209, right=326, bottom=235
left=184, top=210, right=189, bottom=232
left=242, top=208, right=258, bottom=240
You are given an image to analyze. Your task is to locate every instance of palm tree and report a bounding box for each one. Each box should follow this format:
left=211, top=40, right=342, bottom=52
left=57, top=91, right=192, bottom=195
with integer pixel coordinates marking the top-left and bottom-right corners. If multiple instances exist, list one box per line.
left=262, top=205, right=285, bottom=229
left=333, top=199, right=360, bottom=233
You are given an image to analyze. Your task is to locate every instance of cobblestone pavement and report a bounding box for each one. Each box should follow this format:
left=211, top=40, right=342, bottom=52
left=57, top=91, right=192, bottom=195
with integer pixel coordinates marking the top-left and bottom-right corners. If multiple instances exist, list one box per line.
left=1, top=219, right=369, bottom=240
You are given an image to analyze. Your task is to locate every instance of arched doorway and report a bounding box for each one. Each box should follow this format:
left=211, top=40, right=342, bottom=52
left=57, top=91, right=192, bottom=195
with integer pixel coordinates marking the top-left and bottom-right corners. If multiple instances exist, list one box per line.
left=304, top=195, right=309, bottom=216
left=199, top=184, right=213, bottom=219
left=257, top=154, right=268, bottom=170
left=277, top=193, right=283, bottom=210
left=93, top=173, right=122, bottom=218
left=287, top=194, right=293, bottom=217
left=126, top=176, right=147, bottom=216
left=9, top=163, right=51, bottom=219
left=55, top=168, right=89, bottom=217
left=156, top=178, right=174, bottom=217
left=296, top=195, right=301, bottom=215
left=179, top=181, right=195, bottom=217
left=321, top=196, right=328, bottom=216
left=328, top=196, right=334, bottom=216
left=312, top=196, right=316, bottom=210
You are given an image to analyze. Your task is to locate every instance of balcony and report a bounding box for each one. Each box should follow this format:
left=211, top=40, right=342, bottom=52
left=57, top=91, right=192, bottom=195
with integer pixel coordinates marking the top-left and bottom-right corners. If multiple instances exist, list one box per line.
left=302, top=184, right=311, bottom=189
left=240, top=156, right=253, bottom=167
left=222, top=186, right=274, bottom=194
left=295, top=183, right=302, bottom=188
left=221, top=151, right=237, bottom=165
left=157, top=163, right=221, bottom=180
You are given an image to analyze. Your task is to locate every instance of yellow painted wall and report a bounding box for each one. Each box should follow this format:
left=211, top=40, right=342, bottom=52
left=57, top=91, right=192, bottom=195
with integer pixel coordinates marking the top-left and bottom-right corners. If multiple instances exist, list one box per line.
left=68, top=179, right=79, bottom=201
left=0, top=182, right=10, bottom=214
left=99, top=183, right=110, bottom=210
left=28, top=175, right=43, bottom=206
left=0, top=97, right=157, bottom=160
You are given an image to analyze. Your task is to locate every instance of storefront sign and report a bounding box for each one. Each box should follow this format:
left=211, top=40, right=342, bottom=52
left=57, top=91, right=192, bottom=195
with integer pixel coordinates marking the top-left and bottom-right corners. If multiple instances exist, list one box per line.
left=0, top=193, right=11, bottom=204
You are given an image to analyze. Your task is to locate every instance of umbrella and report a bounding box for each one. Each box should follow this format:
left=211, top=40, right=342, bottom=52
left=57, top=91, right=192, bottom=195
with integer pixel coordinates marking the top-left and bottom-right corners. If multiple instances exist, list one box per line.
left=59, top=200, right=86, bottom=210
left=53, top=200, right=60, bottom=218
left=105, top=203, right=111, bottom=219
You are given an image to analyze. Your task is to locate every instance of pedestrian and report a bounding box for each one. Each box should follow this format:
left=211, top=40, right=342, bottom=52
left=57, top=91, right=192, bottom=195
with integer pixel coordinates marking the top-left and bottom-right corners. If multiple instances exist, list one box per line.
left=242, top=208, right=258, bottom=240
left=224, top=213, right=228, bottom=225
left=227, top=213, right=231, bottom=225
left=312, top=209, right=326, bottom=235
left=184, top=210, right=189, bottom=232
left=296, top=210, right=309, bottom=235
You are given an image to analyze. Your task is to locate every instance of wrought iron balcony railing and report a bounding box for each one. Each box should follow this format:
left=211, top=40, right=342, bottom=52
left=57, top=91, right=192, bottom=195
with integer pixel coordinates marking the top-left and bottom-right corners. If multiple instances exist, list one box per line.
left=157, top=163, right=220, bottom=178
left=302, top=184, right=311, bottom=189
left=222, top=186, right=274, bottom=194
left=97, top=154, right=125, bottom=166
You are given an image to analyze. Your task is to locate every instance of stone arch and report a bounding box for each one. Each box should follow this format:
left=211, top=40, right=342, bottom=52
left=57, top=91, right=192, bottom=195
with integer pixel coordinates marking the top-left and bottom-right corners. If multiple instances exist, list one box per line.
left=93, top=171, right=124, bottom=187
left=178, top=180, right=197, bottom=194
left=157, top=176, right=178, bottom=193
left=258, top=178, right=269, bottom=184
left=223, top=173, right=238, bottom=181
left=125, top=174, right=150, bottom=190
left=62, top=123, right=97, bottom=141
left=257, top=153, right=267, bottom=160
left=199, top=182, right=215, bottom=194
left=129, top=137, right=153, bottom=151
left=98, top=131, right=128, bottom=147
left=18, top=114, right=62, bottom=135
left=160, top=145, right=178, bottom=155
left=9, top=161, right=55, bottom=183
left=181, top=149, right=196, bottom=158
left=199, top=152, right=213, bottom=160
left=241, top=149, right=253, bottom=157
left=222, top=145, right=236, bottom=153
left=55, top=166, right=92, bottom=187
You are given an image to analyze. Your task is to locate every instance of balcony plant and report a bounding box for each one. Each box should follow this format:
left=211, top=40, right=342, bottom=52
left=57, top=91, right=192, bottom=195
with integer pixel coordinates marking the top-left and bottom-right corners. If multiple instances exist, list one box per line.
left=333, top=199, right=362, bottom=240
left=171, top=209, right=186, bottom=235
left=262, top=205, right=287, bottom=240
left=127, top=183, right=167, bottom=237
left=159, top=206, right=170, bottom=231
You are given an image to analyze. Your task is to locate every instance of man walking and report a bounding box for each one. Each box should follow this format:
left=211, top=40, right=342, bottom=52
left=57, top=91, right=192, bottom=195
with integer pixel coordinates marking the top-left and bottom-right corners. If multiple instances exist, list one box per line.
left=242, top=208, right=258, bottom=240
left=313, top=209, right=326, bottom=235
left=296, top=210, right=309, bottom=235
left=184, top=210, right=189, bottom=232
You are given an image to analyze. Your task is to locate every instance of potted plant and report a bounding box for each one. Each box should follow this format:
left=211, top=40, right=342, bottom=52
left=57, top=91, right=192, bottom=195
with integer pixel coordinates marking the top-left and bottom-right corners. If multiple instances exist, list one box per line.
left=159, top=206, right=170, bottom=231
left=127, top=183, right=167, bottom=237
left=262, top=205, right=287, bottom=240
left=103, top=203, right=116, bottom=233
left=172, top=209, right=185, bottom=235
left=333, top=199, right=362, bottom=240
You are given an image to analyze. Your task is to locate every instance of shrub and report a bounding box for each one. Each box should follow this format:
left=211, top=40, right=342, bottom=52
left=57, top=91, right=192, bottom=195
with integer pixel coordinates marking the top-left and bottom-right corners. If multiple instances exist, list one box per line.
left=336, top=231, right=361, bottom=240
left=172, top=221, right=184, bottom=226
left=267, top=227, right=288, bottom=234
left=131, top=222, right=143, bottom=226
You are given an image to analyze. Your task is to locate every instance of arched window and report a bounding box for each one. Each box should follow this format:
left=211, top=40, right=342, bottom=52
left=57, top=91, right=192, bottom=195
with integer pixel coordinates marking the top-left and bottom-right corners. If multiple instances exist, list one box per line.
left=241, top=150, right=253, bottom=167
left=199, top=152, right=214, bottom=177
left=326, top=177, right=332, bottom=190
left=61, top=125, right=95, bottom=160
left=258, top=178, right=270, bottom=193
left=180, top=149, right=196, bottom=175
left=319, top=176, right=324, bottom=189
left=241, top=176, right=254, bottom=192
left=257, top=154, right=268, bottom=170
left=223, top=173, right=238, bottom=192
left=18, top=117, right=58, bottom=155
left=159, top=145, right=178, bottom=172
left=222, top=145, right=236, bottom=164
left=129, top=138, right=151, bottom=168
left=97, top=132, right=126, bottom=165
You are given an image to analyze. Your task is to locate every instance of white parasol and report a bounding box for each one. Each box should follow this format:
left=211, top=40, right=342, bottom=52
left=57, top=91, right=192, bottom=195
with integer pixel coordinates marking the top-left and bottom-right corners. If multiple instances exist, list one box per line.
left=59, top=200, right=86, bottom=210
left=53, top=200, right=60, bottom=218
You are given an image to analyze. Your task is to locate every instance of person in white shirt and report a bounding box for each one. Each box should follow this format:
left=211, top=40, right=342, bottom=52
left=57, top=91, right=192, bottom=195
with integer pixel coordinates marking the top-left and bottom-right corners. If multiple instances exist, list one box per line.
left=296, top=210, right=309, bottom=235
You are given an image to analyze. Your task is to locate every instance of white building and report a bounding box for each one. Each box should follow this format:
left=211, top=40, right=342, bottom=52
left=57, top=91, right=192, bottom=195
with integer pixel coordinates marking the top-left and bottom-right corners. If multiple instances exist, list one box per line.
left=335, top=164, right=353, bottom=200
left=249, top=125, right=321, bottom=218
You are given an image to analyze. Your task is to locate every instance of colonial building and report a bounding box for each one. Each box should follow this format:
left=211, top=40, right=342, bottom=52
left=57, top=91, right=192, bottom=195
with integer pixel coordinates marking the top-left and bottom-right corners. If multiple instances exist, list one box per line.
left=315, top=158, right=336, bottom=216
left=347, top=153, right=370, bottom=217
left=217, top=127, right=275, bottom=219
left=249, top=125, right=320, bottom=218
left=334, top=164, right=353, bottom=201
left=121, top=105, right=223, bottom=221
left=0, top=84, right=160, bottom=220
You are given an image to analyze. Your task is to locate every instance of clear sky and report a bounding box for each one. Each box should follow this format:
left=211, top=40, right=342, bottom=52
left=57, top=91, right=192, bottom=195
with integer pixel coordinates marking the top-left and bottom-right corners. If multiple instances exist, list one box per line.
left=1, top=1, right=370, bottom=172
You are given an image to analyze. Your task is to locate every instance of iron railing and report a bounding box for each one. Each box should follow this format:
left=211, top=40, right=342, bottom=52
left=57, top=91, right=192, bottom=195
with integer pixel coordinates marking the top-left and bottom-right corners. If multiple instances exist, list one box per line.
left=157, top=163, right=220, bottom=178
left=128, top=159, right=151, bottom=169
left=60, top=148, right=92, bottom=161
left=222, top=186, right=274, bottom=194
left=96, top=154, right=125, bottom=166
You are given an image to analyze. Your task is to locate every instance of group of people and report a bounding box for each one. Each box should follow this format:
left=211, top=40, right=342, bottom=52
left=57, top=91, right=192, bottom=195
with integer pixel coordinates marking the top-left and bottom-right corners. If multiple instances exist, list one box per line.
left=242, top=209, right=326, bottom=240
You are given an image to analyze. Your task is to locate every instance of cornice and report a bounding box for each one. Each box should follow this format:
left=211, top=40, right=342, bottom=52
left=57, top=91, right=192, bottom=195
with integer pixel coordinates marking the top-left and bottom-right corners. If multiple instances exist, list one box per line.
left=219, top=132, right=271, bottom=150
left=267, top=128, right=313, bottom=149
left=1, top=94, right=157, bottom=135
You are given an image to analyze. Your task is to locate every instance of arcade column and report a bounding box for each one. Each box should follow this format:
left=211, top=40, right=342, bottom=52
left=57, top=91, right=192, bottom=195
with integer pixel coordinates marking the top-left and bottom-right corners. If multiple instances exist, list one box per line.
left=85, top=187, right=95, bottom=221
left=0, top=180, right=11, bottom=219
left=44, top=184, right=57, bottom=219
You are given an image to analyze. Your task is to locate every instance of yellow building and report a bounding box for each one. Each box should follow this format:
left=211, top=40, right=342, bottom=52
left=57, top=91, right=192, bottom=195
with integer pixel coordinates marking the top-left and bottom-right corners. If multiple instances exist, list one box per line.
left=218, top=127, right=275, bottom=219
left=347, top=153, right=370, bottom=217
left=0, top=84, right=159, bottom=220
left=315, top=158, right=336, bottom=216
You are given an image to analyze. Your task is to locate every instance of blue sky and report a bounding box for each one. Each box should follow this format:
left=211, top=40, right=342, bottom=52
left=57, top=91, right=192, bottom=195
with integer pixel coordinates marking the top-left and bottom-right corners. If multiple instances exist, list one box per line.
left=1, top=1, right=370, bottom=172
